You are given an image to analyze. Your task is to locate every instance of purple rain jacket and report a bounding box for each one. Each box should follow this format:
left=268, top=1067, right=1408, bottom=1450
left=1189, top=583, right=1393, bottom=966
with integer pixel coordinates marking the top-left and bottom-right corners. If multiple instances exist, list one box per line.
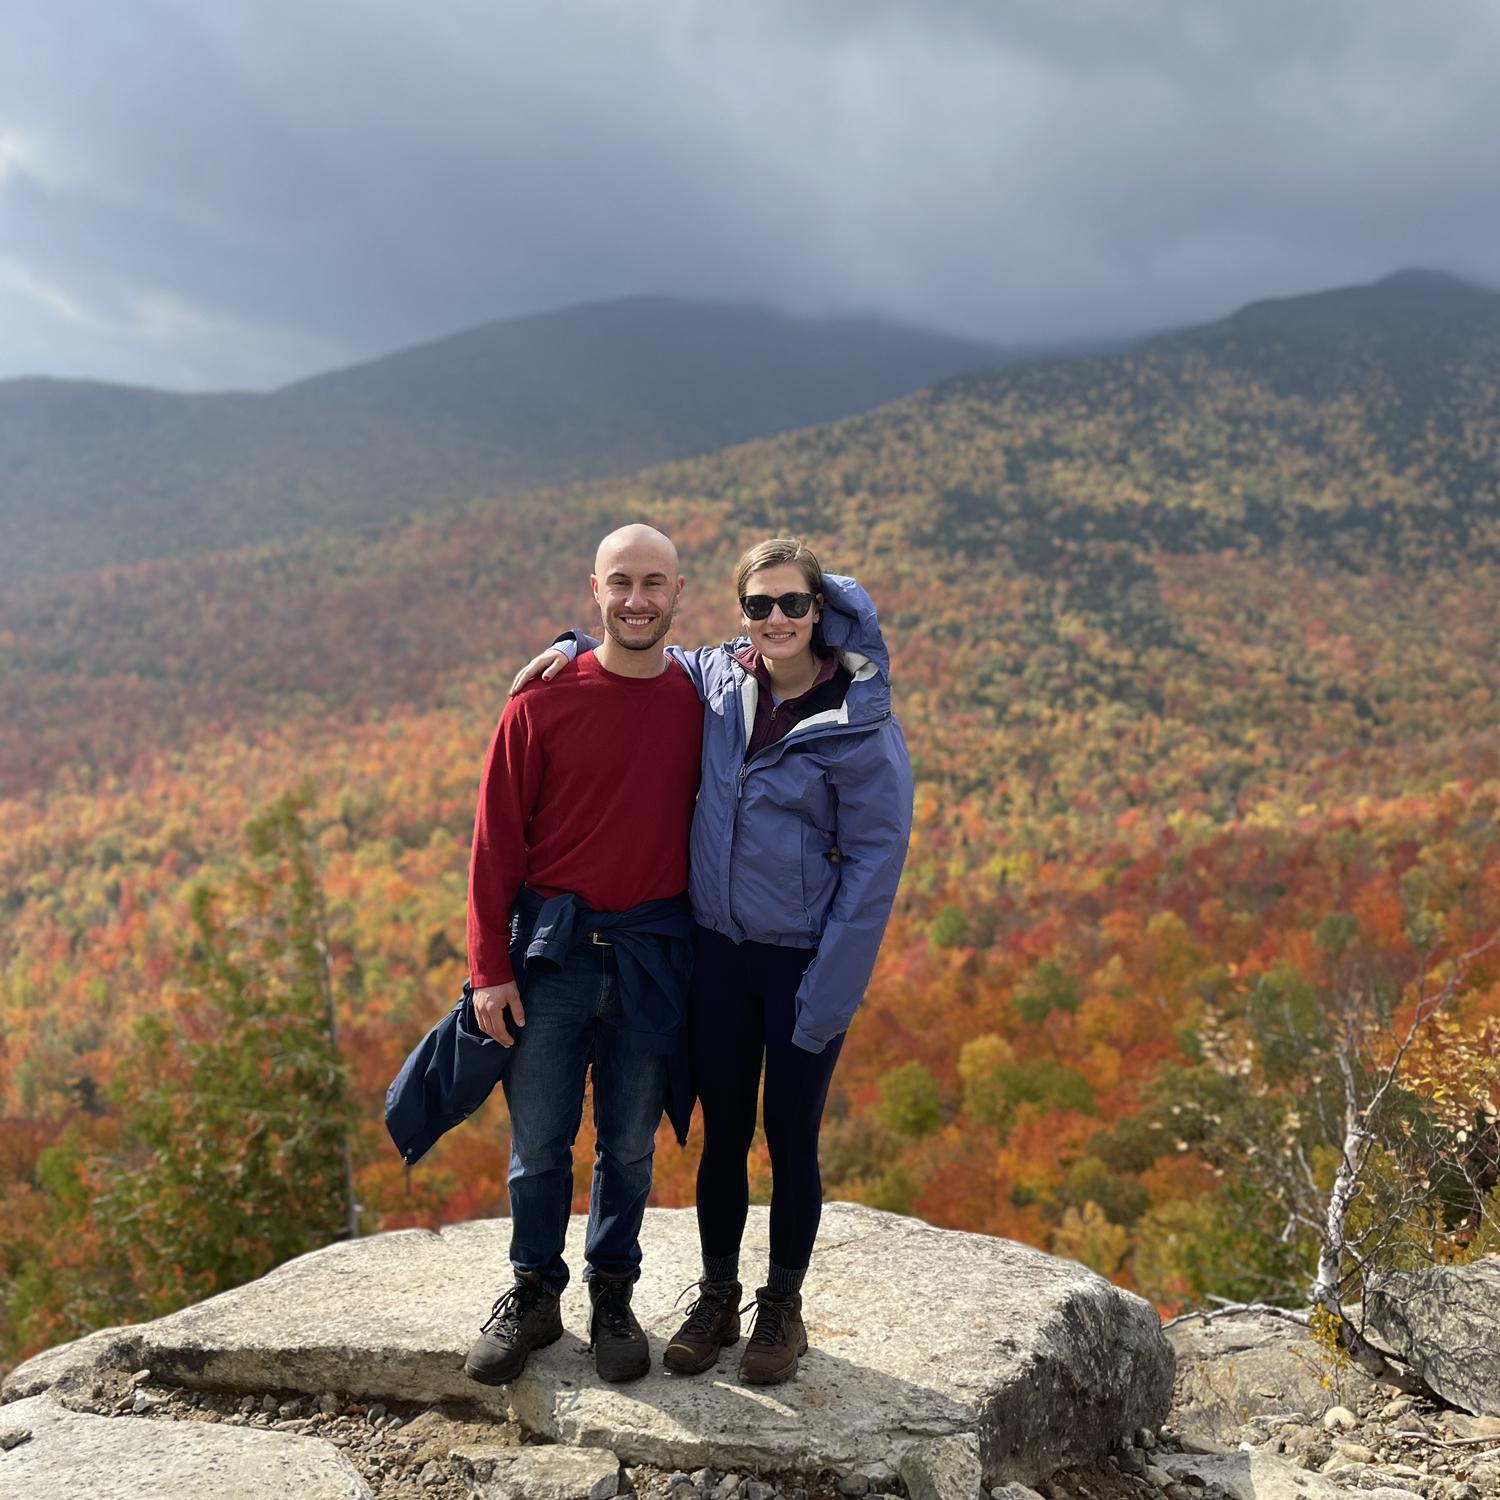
left=556, top=573, right=914, bottom=1053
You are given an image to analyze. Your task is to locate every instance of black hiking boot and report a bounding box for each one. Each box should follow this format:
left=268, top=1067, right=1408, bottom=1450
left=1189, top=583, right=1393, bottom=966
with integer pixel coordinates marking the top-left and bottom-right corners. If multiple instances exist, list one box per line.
left=588, top=1272, right=651, bottom=1383
left=464, top=1271, right=563, bottom=1385
left=736, top=1287, right=807, bottom=1386
left=663, top=1279, right=742, bottom=1374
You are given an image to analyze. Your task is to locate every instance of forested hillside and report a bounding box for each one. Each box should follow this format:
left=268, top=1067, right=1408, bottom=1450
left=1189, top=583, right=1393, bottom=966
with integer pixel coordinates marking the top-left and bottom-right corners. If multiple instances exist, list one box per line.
left=0, top=297, right=1009, bottom=583
left=4, top=270, right=1500, bottom=1371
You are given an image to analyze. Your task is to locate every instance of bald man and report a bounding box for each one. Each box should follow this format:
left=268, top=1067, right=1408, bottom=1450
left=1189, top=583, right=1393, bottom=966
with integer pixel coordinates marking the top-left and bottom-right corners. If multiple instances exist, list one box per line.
left=463, top=525, right=705, bottom=1386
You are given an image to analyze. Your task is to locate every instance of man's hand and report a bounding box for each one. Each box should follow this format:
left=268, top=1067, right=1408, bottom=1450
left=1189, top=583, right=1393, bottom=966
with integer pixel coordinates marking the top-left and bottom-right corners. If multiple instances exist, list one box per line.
left=509, top=649, right=568, bottom=697
left=472, top=981, right=527, bottom=1046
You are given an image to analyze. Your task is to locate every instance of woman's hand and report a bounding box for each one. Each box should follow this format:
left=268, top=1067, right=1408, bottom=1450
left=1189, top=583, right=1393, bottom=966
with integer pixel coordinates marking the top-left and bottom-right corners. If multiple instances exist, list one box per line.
left=509, top=649, right=568, bottom=697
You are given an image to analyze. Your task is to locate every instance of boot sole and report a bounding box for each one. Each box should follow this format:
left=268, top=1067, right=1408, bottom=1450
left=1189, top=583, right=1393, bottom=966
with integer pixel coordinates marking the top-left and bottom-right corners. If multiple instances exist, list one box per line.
left=595, top=1347, right=653, bottom=1383
left=463, top=1324, right=564, bottom=1386
left=738, top=1335, right=809, bottom=1386
left=663, top=1332, right=741, bottom=1375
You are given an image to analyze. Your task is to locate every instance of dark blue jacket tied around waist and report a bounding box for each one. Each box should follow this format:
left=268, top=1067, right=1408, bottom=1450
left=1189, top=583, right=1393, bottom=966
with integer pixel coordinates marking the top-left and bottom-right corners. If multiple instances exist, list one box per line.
left=384, top=888, right=695, bottom=1166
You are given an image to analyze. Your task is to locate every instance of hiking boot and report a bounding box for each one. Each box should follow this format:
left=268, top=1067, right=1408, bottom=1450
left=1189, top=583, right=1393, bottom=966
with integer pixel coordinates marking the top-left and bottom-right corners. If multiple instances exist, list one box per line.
left=663, top=1279, right=742, bottom=1374
left=589, top=1273, right=651, bottom=1383
left=463, top=1271, right=563, bottom=1385
left=736, top=1287, right=807, bottom=1386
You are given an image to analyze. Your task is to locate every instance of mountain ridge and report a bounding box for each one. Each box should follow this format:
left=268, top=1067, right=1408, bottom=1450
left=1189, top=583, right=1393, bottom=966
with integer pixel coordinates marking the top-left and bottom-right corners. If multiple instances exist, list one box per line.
left=0, top=296, right=1016, bottom=583
left=5, top=269, right=1489, bottom=584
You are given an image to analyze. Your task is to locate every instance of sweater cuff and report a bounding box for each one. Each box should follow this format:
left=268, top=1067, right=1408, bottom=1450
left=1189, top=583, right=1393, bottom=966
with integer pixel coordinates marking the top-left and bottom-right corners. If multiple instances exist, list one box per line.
left=470, top=960, right=515, bottom=990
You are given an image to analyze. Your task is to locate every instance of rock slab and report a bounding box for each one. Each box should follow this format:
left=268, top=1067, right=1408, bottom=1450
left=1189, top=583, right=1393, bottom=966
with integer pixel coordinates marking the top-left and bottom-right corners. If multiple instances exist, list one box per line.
left=460, top=1444, right=621, bottom=1500
left=1159, top=1448, right=1367, bottom=1500
left=4, top=1202, right=1173, bottom=1485
left=0, top=1393, right=373, bottom=1499
left=900, top=1432, right=982, bottom=1500
left=1366, top=1258, right=1500, bottom=1415
left=1166, top=1310, right=1374, bottom=1444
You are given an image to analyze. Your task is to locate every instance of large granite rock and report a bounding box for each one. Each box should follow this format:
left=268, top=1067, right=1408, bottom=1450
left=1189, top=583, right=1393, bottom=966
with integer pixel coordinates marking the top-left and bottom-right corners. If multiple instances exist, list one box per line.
left=3, top=1203, right=1172, bottom=1485
left=0, top=1392, right=373, bottom=1499
left=1366, top=1257, right=1500, bottom=1415
left=1166, top=1310, right=1374, bottom=1444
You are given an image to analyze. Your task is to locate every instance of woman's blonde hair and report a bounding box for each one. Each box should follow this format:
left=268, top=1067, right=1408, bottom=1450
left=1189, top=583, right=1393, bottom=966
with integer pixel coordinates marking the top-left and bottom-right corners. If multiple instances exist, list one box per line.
left=734, top=537, right=823, bottom=598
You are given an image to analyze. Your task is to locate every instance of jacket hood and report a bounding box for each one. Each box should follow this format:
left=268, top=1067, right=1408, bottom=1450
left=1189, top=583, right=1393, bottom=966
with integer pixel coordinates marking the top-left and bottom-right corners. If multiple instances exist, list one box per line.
left=817, top=573, right=891, bottom=681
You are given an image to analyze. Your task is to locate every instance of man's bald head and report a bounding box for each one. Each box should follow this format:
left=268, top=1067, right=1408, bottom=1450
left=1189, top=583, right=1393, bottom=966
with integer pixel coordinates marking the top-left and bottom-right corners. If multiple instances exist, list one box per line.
left=590, top=523, right=685, bottom=668
left=594, top=523, right=679, bottom=580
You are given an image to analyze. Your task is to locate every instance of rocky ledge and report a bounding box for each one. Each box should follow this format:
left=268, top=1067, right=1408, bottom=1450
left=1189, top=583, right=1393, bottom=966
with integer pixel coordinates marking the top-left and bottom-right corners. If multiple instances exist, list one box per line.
left=6, top=1308, right=1500, bottom=1500
left=2, top=1203, right=1170, bottom=1497
left=12, top=1207, right=1500, bottom=1500
left=2, top=1212, right=1500, bottom=1494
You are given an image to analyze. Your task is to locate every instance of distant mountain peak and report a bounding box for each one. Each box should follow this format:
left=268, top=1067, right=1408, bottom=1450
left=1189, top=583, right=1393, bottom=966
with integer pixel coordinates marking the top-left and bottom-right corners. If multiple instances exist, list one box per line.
left=1373, top=268, right=1490, bottom=297
left=1197, top=267, right=1498, bottom=349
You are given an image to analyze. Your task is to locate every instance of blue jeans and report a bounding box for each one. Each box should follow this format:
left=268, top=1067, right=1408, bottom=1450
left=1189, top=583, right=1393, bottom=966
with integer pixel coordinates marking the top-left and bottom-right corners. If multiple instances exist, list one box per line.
left=503, top=921, right=669, bottom=1293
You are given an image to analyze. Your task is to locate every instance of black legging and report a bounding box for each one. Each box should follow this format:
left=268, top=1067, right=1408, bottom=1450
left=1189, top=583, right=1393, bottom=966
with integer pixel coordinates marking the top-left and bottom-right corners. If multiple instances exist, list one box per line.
left=690, top=923, right=846, bottom=1274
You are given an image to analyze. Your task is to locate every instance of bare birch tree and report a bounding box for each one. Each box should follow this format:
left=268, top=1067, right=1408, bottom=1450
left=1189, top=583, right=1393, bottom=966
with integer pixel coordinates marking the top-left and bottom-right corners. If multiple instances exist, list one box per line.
left=1165, top=912, right=1500, bottom=1393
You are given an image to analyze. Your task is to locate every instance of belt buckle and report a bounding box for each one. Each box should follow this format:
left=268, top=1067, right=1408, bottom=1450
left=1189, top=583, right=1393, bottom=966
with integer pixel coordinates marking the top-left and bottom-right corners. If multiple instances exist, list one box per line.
left=589, top=931, right=613, bottom=947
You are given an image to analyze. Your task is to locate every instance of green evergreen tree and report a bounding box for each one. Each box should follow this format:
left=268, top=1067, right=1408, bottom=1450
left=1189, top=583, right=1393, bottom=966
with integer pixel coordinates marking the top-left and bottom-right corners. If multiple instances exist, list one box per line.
left=94, top=790, right=358, bottom=1316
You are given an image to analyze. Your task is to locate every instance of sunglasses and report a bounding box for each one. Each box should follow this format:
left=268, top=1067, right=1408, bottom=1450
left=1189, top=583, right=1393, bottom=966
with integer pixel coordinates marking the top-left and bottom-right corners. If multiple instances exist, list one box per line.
left=740, top=591, right=817, bottom=621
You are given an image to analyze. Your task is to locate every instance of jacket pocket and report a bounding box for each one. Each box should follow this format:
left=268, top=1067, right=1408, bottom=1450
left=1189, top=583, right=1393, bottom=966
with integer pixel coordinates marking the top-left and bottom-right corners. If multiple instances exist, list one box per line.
left=800, top=823, right=840, bottom=937
left=727, top=791, right=809, bottom=942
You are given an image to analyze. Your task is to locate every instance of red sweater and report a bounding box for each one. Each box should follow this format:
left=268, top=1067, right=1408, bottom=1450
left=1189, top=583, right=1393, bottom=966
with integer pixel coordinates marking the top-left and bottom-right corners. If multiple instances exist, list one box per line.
left=467, top=651, right=704, bottom=987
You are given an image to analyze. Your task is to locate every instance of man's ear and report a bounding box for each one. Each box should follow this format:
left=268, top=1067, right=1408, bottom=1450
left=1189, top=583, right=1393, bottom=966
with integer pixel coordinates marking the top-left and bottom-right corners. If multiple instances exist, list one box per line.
left=675, top=575, right=685, bottom=604
left=590, top=573, right=602, bottom=607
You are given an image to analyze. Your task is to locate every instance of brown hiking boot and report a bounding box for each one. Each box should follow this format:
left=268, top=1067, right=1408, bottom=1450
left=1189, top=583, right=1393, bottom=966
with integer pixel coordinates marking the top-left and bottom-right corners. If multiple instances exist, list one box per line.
left=663, top=1279, right=742, bottom=1374
left=736, top=1287, right=807, bottom=1386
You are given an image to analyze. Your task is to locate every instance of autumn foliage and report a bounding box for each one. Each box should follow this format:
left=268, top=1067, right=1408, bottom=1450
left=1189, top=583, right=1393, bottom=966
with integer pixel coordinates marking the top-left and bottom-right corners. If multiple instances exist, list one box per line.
left=5, top=278, right=1500, bottom=1373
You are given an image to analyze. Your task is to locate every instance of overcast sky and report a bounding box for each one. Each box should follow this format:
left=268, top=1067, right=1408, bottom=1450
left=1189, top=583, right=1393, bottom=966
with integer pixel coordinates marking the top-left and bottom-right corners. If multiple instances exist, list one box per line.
left=4, top=0, right=1499, bottom=391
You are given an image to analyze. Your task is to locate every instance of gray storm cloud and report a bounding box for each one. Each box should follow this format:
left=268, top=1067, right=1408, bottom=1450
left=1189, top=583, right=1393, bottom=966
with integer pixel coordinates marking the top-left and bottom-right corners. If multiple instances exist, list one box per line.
left=3, top=0, right=1498, bottom=390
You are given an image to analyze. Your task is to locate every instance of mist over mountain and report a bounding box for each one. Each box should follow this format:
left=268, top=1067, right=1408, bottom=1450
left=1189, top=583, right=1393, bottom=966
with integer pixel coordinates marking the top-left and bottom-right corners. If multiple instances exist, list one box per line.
left=0, top=297, right=1014, bottom=583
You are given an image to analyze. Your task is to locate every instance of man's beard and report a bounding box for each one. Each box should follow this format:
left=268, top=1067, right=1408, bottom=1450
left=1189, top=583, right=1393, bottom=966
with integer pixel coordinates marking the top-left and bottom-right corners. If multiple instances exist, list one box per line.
left=602, top=604, right=675, bottom=652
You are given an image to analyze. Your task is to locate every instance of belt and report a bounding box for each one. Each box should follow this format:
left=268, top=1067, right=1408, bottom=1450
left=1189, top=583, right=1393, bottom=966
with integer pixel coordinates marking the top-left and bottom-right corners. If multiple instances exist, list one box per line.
left=589, top=931, right=613, bottom=947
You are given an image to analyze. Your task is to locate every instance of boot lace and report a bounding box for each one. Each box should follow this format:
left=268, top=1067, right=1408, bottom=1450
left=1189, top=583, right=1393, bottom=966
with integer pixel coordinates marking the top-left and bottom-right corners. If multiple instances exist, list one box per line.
left=480, top=1281, right=538, bottom=1336
left=743, top=1295, right=790, bottom=1349
left=674, top=1279, right=734, bottom=1337
left=591, top=1283, right=637, bottom=1344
